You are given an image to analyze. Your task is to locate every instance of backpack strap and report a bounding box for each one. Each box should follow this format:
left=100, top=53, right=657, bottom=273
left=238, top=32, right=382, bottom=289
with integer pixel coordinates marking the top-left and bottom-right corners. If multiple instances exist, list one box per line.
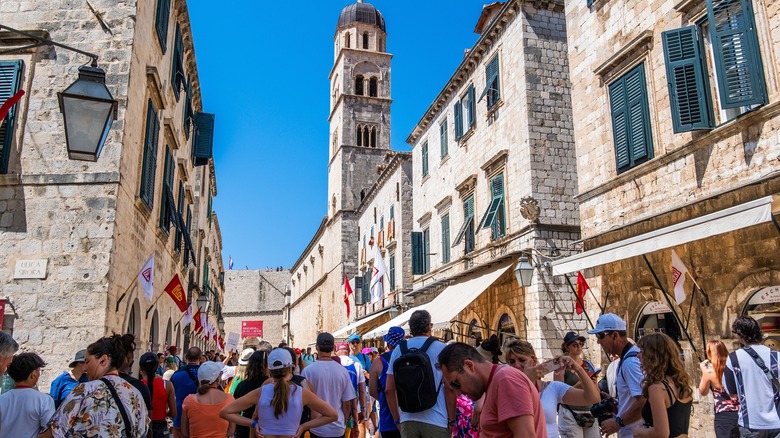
left=400, top=339, right=408, bottom=355
left=101, top=378, right=133, bottom=438
left=183, top=366, right=199, bottom=386
left=618, top=349, right=638, bottom=382
left=419, top=336, right=437, bottom=353
left=743, top=346, right=780, bottom=393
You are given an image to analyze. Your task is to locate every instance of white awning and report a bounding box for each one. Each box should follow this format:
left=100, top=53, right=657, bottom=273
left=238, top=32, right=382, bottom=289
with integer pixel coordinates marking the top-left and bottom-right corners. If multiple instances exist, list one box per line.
left=552, top=196, right=777, bottom=275
left=428, top=261, right=514, bottom=330
left=332, top=308, right=393, bottom=338
left=363, top=304, right=429, bottom=339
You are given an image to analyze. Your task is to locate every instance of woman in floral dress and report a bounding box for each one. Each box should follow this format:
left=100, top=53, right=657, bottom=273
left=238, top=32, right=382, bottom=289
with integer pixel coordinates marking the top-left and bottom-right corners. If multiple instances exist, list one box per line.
left=39, top=334, right=150, bottom=438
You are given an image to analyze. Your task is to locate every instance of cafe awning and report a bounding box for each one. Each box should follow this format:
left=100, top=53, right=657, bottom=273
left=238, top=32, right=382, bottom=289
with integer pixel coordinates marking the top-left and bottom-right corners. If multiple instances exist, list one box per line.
left=428, top=261, right=514, bottom=330
left=363, top=304, right=428, bottom=339
left=552, top=195, right=778, bottom=275
left=332, top=308, right=393, bottom=338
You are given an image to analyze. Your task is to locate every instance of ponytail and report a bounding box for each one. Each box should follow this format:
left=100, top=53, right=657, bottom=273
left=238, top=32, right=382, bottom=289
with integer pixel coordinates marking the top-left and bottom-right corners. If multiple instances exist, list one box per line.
left=270, top=368, right=291, bottom=418
left=87, top=333, right=136, bottom=372
left=140, top=360, right=157, bottom=401
left=197, top=381, right=211, bottom=395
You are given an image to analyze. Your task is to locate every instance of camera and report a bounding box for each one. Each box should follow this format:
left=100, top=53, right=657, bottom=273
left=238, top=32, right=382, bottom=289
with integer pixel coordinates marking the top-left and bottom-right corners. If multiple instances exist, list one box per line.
left=590, top=396, right=618, bottom=423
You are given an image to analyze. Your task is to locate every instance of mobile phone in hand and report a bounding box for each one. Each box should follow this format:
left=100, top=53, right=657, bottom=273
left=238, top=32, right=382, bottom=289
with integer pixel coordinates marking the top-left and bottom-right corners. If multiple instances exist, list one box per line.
left=540, top=358, right=560, bottom=374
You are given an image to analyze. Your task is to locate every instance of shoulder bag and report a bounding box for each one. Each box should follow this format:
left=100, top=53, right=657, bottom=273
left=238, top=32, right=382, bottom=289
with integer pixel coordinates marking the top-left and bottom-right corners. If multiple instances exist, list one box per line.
left=101, top=377, right=133, bottom=438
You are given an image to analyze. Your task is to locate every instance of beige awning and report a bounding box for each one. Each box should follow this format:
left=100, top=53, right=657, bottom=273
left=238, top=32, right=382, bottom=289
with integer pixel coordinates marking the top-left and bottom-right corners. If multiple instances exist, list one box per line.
left=552, top=195, right=778, bottom=275
left=332, top=308, right=393, bottom=338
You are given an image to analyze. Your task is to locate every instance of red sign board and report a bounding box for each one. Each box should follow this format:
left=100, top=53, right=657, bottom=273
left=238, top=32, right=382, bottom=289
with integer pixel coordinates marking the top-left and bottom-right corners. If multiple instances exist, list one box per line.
left=241, top=320, right=263, bottom=338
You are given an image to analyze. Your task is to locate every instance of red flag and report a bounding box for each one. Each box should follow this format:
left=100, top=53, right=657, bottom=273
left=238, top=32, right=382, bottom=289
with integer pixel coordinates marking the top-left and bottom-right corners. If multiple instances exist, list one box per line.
left=193, top=306, right=203, bottom=333
left=164, top=274, right=188, bottom=313
left=575, top=272, right=590, bottom=315
left=343, top=274, right=353, bottom=318
left=217, top=336, right=225, bottom=351
left=0, top=90, right=25, bottom=124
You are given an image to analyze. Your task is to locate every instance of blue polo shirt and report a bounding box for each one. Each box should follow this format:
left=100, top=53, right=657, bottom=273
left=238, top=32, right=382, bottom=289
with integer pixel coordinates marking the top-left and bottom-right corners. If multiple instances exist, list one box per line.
left=170, top=364, right=200, bottom=427
left=49, top=371, right=88, bottom=408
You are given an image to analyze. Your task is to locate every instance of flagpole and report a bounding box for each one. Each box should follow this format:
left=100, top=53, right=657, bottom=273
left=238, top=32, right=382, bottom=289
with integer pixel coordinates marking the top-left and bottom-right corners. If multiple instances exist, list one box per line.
left=145, top=291, right=166, bottom=319
left=115, top=276, right=138, bottom=313
left=643, top=255, right=702, bottom=362
left=564, top=275, right=594, bottom=329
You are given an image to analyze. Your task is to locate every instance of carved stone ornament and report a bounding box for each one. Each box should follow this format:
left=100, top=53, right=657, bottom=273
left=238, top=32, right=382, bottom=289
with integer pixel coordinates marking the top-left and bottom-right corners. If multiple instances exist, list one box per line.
left=519, top=196, right=541, bottom=223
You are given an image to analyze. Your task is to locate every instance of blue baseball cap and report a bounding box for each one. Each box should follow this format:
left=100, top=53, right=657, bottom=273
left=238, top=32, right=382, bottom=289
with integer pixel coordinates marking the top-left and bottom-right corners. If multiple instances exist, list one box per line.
left=587, top=313, right=627, bottom=334
left=347, top=333, right=361, bottom=343
left=383, top=326, right=405, bottom=347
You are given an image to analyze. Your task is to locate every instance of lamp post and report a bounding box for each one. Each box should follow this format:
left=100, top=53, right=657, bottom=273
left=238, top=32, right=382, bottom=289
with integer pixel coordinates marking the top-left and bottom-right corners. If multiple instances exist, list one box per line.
left=196, top=291, right=209, bottom=312
left=0, top=24, right=117, bottom=161
left=217, top=315, right=225, bottom=332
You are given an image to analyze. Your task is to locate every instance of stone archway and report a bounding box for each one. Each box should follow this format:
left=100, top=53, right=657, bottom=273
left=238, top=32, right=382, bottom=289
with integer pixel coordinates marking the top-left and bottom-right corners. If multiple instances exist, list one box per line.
left=491, top=305, right=520, bottom=346
left=165, top=317, right=173, bottom=349
left=722, top=270, right=780, bottom=337
left=126, top=299, right=141, bottom=339
left=149, top=310, right=160, bottom=352
left=461, top=310, right=485, bottom=347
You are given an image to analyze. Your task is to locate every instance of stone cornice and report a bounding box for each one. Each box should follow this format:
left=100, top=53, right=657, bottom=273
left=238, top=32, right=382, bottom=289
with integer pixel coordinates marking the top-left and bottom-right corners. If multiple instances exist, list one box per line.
left=354, top=152, right=412, bottom=215
left=291, top=216, right=330, bottom=272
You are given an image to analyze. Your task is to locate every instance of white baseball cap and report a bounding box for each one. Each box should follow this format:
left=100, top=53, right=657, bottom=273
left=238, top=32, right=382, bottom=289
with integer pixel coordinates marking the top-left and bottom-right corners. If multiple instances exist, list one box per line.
left=198, top=361, right=225, bottom=384
left=268, top=348, right=294, bottom=370
left=587, top=313, right=627, bottom=334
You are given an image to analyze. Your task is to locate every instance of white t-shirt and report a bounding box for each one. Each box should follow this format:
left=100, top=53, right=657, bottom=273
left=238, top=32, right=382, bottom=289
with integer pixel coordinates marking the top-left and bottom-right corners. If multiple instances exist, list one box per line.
left=302, top=358, right=356, bottom=437
left=387, top=336, right=448, bottom=428
left=540, top=381, right=571, bottom=438
left=339, top=355, right=366, bottom=409
left=606, top=359, right=620, bottom=398
left=0, top=388, right=55, bottom=438
left=724, top=345, right=780, bottom=430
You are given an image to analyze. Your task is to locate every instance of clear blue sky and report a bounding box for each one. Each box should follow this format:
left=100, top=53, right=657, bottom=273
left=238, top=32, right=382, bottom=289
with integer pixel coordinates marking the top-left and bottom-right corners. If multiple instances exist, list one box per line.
left=188, top=1, right=488, bottom=269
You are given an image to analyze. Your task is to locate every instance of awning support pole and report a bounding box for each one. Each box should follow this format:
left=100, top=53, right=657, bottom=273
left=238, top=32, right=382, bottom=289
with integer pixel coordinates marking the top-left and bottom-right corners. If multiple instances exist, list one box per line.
left=683, top=286, right=697, bottom=331
left=643, top=255, right=702, bottom=362
left=564, top=275, right=595, bottom=329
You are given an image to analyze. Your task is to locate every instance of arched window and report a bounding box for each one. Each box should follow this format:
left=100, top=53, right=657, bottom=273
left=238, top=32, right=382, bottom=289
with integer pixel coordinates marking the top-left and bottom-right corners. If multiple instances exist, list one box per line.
left=345, top=32, right=351, bottom=48
left=363, top=126, right=370, bottom=147
left=497, top=313, right=516, bottom=345
left=356, top=125, right=363, bottom=146
left=468, top=319, right=483, bottom=346
left=355, top=75, right=364, bottom=96
left=369, top=77, right=378, bottom=97
left=363, top=32, right=369, bottom=49
left=370, top=126, right=377, bottom=147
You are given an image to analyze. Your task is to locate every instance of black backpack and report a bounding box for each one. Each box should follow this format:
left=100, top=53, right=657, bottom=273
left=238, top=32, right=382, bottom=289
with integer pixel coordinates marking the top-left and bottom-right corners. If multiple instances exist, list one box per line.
left=392, top=337, right=442, bottom=413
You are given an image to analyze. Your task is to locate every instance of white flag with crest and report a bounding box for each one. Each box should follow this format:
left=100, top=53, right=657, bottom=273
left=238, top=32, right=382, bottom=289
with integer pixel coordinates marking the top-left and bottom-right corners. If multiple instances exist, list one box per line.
left=671, top=250, right=689, bottom=304
left=370, top=245, right=387, bottom=303
left=183, top=303, right=195, bottom=327
left=138, top=255, right=154, bottom=301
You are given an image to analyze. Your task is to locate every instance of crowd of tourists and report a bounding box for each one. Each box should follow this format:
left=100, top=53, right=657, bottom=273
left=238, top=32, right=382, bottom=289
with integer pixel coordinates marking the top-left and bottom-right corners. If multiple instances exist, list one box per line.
left=0, top=311, right=780, bottom=437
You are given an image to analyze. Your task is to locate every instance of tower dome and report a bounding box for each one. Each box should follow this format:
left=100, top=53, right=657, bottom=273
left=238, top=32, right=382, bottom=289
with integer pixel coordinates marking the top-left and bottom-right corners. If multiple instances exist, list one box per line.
left=337, top=1, right=386, bottom=32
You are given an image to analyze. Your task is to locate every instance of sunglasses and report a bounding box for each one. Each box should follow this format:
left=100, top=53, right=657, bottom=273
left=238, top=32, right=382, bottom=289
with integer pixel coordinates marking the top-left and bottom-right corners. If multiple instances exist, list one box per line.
left=350, top=340, right=361, bottom=345
left=596, top=331, right=614, bottom=339
left=449, top=370, right=464, bottom=390
left=568, top=342, right=584, bottom=348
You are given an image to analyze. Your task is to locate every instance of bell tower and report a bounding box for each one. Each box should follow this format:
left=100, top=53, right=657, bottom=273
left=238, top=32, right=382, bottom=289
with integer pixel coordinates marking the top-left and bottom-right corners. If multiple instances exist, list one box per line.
left=328, top=1, right=392, bottom=217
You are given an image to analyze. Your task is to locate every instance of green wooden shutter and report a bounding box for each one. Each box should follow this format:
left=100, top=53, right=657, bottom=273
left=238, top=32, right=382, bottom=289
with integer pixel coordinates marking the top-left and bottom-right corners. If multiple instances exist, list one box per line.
left=491, top=174, right=505, bottom=238
left=193, top=112, right=215, bottom=166
left=441, top=214, right=450, bottom=264
left=454, top=103, right=463, bottom=140
left=422, top=228, right=430, bottom=273
left=155, top=0, right=170, bottom=53
left=172, top=24, right=184, bottom=99
left=440, top=119, right=448, bottom=158
left=480, top=55, right=500, bottom=108
left=708, top=0, right=767, bottom=108
left=467, top=84, right=476, bottom=128
left=421, top=141, right=428, bottom=176
left=183, top=206, right=193, bottom=266
left=159, top=147, right=175, bottom=231
left=609, top=64, right=652, bottom=173
left=412, top=231, right=424, bottom=275
left=0, top=60, right=23, bottom=174
left=478, top=174, right=504, bottom=230
left=662, top=27, right=713, bottom=132
left=140, top=100, right=159, bottom=209
left=175, top=182, right=185, bottom=250
left=183, top=76, right=193, bottom=139
left=389, top=254, right=396, bottom=290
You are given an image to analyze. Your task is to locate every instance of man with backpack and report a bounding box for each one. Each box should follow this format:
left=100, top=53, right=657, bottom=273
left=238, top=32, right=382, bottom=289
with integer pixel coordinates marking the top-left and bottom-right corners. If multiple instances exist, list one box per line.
left=348, top=333, right=372, bottom=438
left=385, top=310, right=455, bottom=438
left=170, top=347, right=202, bottom=438
left=337, top=341, right=367, bottom=437
left=370, top=326, right=405, bottom=438
left=589, top=313, right=645, bottom=437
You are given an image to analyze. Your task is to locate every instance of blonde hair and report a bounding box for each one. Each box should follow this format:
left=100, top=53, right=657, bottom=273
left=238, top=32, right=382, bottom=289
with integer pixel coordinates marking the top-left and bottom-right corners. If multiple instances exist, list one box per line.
left=504, top=339, right=536, bottom=361
left=637, top=333, right=693, bottom=400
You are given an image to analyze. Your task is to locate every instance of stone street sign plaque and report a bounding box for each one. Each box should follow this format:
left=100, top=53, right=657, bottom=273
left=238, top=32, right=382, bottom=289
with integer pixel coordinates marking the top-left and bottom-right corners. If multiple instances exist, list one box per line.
left=14, top=259, right=48, bottom=279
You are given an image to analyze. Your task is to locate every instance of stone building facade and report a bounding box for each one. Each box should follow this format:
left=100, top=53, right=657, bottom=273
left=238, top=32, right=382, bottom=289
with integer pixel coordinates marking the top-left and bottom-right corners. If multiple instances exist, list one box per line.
left=339, top=152, right=413, bottom=337
left=223, top=269, right=289, bottom=348
left=288, top=2, right=394, bottom=346
left=0, top=0, right=223, bottom=388
left=553, top=0, right=780, bottom=434
left=401, top=0, right=582, bottom=358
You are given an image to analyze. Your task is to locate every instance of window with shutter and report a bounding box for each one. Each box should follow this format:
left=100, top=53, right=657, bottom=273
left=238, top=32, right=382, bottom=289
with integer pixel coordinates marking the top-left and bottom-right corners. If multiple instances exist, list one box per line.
left=171, top=24, right=184, bottom=99
left=183, top=206, right=193, bottom=267
left=183, top=76, right=193, bottom=139
left=441, top=213, right=451, bottom=264
left=478, top=174, right=506, bottom=239
left=159, top=147, right=176, bottom=233
left=421, top=141, right=428, bottom=177
left=452, top=195, right=475, bottom=255
left=454, top=103, right=463, bottom=140
left=192, top=112, right=215, bottom=166
left=0, top=60, right=23, bottom=175
left=467, top=85, right=476, bottom=128
left=662, top=27, right=713, bottom=132
left=479, top=54, right=501, bottom=109
left=389, top=254, right=396, bottom=291
left=707, top=0, right=767, bottom=108
left=175, top=182, right=185, bottom=251
left=422, top=227, right=430, bottom=273
left=609, top=63, right=653, bottom=174
left=440, top=119, right=448, bottom=158
left=139, top=99, right=160, bottom=210
left=412, top=231, right=424, bottom=275
left=155, top=0, right=170, bottom=53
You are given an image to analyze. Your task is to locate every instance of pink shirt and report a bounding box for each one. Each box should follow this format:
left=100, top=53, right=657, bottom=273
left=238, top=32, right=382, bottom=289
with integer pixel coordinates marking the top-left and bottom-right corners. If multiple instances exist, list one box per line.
left=480, top=365, right=546, bottom=438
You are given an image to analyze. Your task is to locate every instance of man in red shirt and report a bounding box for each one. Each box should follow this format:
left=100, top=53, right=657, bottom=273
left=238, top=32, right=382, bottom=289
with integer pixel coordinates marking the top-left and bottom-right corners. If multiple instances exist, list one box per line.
left=437, top=342, right=546, bottom=438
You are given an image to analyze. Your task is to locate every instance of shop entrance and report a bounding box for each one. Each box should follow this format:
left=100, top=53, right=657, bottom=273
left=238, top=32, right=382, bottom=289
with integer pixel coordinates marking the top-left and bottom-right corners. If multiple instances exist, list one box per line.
left=742, top=286, right=780, bottom=348
left=635, top=301, right=683, bottom=342
left=497, top=313, right=516, bottom=345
